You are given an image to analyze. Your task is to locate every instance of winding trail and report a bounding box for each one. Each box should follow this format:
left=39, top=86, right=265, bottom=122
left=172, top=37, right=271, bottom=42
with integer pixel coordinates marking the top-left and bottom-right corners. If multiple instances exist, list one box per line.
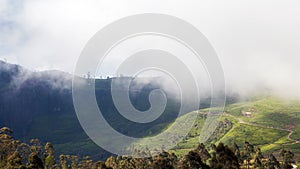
left=223, top=113, right=299, bottom=145
left=174, top=113, right=299, bottom=153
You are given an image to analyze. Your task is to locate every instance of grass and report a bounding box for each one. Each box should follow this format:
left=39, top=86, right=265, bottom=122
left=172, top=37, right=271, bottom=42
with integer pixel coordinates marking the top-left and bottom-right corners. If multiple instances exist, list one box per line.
left=218, top=123, right=289, bottom=148
left=169, top=96, right=300, bottom=160
left=291, top=119, right=300, bottom=140
left=24, top=95, right=300, bottom=160
left=227, top=97, right=300, bottom=129
left=169, top=149, right=191, bottom=158
left=133, top=112, right=204, bottom=151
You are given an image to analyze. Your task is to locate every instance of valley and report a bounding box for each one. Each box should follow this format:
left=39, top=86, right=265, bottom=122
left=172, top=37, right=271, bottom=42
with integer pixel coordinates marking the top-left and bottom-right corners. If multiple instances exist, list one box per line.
left=0, top=61, right=299, bottom=162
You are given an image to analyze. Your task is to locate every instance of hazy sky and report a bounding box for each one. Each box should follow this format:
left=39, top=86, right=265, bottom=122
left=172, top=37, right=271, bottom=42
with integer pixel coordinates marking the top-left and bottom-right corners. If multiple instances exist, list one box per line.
left=0, top=0, right=300, bottom=97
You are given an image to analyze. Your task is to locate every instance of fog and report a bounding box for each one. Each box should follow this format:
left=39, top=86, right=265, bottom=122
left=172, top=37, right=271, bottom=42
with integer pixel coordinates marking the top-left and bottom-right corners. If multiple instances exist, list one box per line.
left=0, top=0, right=300, bottom=98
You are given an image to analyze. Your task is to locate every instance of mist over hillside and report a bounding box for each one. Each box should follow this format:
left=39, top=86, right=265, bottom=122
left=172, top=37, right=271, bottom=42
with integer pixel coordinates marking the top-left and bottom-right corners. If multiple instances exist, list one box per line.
left=1, top=60, right=300, bottom=162
left=0, top=61, right=232, bottom=159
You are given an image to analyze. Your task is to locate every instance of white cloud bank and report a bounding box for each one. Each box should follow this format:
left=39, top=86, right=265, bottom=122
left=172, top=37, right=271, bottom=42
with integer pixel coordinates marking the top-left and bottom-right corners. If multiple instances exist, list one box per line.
left=0, top=0, right=300, bottom=98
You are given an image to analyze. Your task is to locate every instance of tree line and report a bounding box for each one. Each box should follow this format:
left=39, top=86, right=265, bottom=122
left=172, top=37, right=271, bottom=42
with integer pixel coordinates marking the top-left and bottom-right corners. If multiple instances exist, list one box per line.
left=0, top=126, right=296, bottom=169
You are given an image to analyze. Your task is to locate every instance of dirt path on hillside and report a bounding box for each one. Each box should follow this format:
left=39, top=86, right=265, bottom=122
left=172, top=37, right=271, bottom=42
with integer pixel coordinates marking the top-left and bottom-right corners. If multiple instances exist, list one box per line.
left=223, top=113, right=299, bottom=145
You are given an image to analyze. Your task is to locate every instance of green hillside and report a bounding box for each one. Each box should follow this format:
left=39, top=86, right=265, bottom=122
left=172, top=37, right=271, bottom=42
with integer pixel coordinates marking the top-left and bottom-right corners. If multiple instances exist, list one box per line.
left=169, top=96, right=300, bottom=160
left=1, top=61, right=300, bottom=161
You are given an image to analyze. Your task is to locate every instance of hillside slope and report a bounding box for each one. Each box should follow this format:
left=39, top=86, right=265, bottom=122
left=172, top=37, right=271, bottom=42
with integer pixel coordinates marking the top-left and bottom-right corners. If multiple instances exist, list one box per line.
left=170, top=96, right=300, bottom=160
left=0, top=61, right=218, bottom=159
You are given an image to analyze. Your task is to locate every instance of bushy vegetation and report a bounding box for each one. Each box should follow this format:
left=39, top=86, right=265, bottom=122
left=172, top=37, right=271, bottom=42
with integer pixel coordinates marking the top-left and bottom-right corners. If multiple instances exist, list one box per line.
left=0, top=126, right=297, bottom=169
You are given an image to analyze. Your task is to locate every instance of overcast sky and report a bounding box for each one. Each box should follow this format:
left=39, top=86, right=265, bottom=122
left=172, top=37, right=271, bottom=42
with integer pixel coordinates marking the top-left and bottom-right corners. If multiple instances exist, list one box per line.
left=0, top=0, right=300, bottom=97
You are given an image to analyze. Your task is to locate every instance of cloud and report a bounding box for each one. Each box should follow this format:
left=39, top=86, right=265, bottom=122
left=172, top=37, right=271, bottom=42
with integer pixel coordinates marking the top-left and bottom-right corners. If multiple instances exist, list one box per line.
left=0, top=0, right=300, bottom=98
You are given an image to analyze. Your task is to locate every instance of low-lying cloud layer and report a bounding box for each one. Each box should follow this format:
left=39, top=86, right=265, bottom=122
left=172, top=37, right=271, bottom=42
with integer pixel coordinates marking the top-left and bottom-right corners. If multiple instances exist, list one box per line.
left=0, top=0, right=300, bottom=98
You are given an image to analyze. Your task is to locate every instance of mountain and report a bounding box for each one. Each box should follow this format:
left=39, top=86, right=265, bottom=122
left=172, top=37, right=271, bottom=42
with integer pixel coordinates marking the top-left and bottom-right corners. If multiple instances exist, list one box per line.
left=0, top=61, right=220, bottom=160
left=1, top=61, right=299, bottom=161
left=0, top=61, right=102, bottom=158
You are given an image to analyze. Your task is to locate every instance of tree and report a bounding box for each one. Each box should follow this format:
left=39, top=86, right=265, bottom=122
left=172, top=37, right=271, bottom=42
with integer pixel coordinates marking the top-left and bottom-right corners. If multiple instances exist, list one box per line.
left=231, top=142, right=242, bottom=163
left=118, top=157, right=136, bottom=169
left=27, top=152, right=44, bottom=169
left=71, top=155, right=79, bottom=169
left=44, top=142, right=56, bottom=169
left=29, top=139, right=43, bottom=158
left=0, top=127, right=18, bottom=164
left=150, top=152, right=177, bottom=169
left=265, top=154, right=280, bottom=169
left=6, top=151, right=24, bottom=169
left=78, top=156, right=93, bottom=169
left=254, top=156, right=263, bottom=169
left=196, top=143, right=211, bottom=163
left=60, top=155, right=69, bottom=169
left=94, top=161, right=111, bottom=169
left=280, top=148, right=294, bottom=169
left=243, top=141, right=255, bottom=169
left=215, top=143, right=240, bottom=169
left=132, top=157, right=151, bottom=169
left=18, top=143, right=30, bottom=165
left=105, top=156, right=118, bottom=169
left=178, top=150, right=210, bottom=169
left=253, top=147, right=264, bottom=169
left=209, top=152, right=218, bottom=169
